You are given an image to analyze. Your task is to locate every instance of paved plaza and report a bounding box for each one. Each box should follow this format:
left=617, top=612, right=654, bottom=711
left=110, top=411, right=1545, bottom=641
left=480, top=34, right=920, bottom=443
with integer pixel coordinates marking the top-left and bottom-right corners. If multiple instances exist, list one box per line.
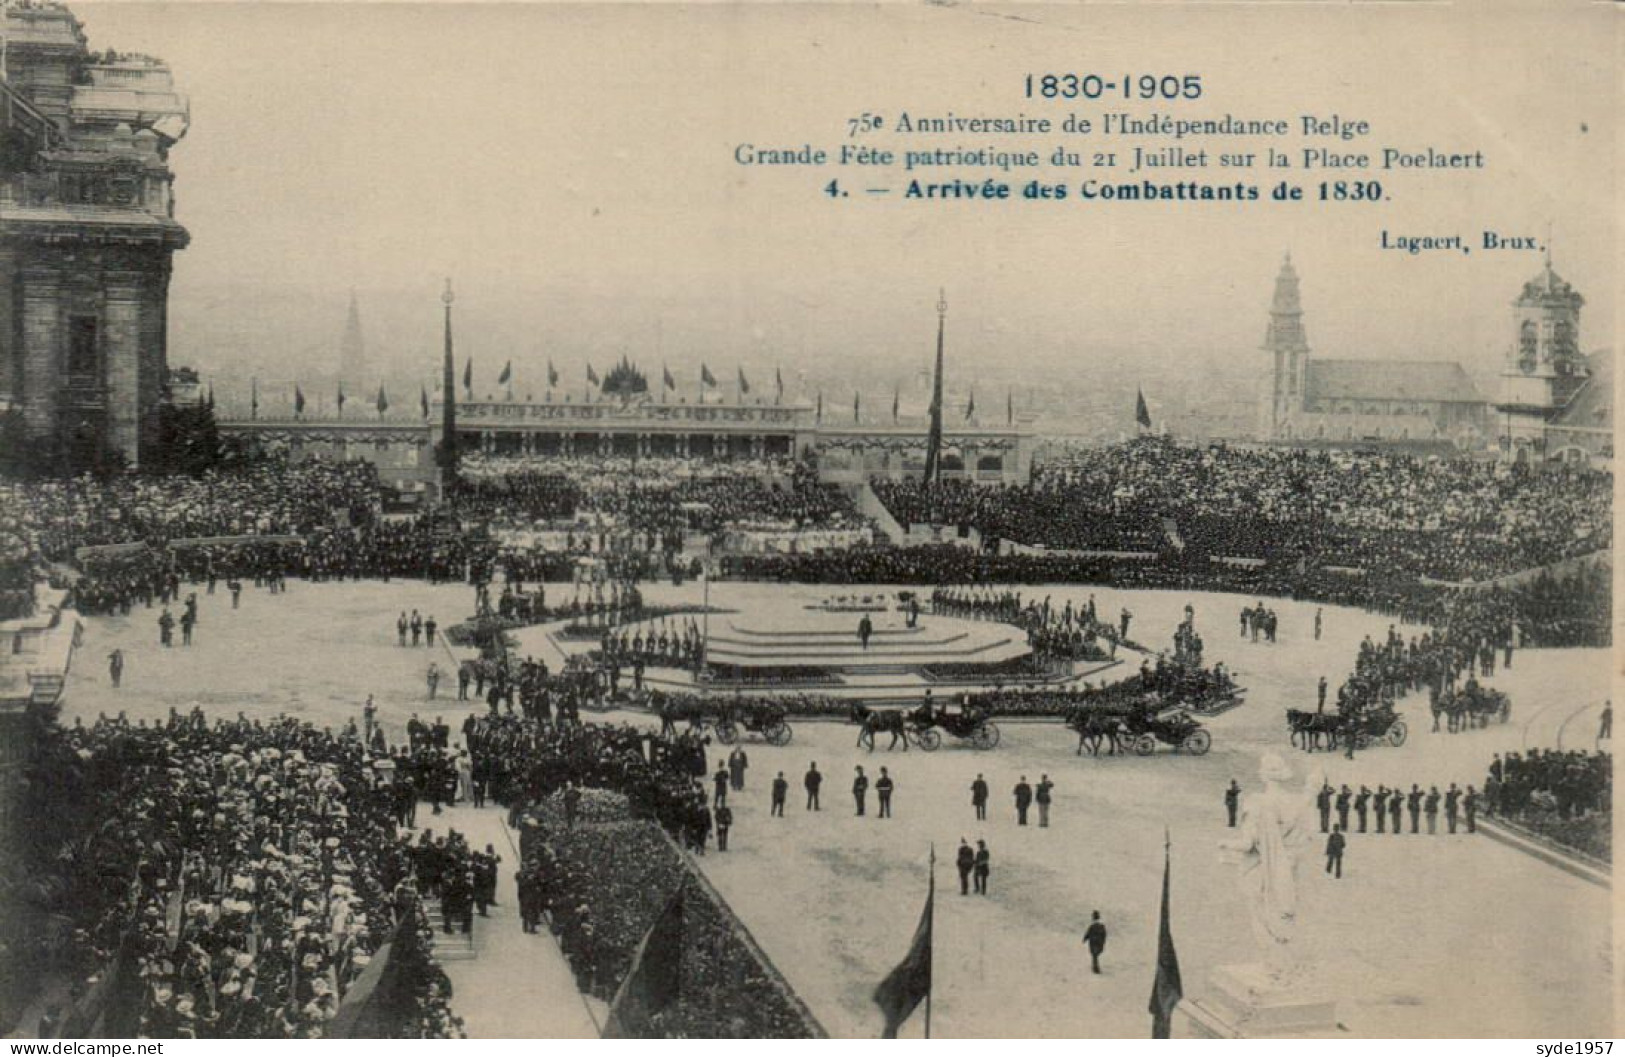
left=59, top=578, right=1612, bottom=1038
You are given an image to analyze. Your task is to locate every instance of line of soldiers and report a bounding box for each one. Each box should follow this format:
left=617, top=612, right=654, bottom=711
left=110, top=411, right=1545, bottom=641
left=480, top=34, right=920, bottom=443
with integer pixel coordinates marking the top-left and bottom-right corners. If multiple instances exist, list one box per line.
left=598, top=616, right=704, bottom=671
left=1315, top=782, right=1479, bottom=836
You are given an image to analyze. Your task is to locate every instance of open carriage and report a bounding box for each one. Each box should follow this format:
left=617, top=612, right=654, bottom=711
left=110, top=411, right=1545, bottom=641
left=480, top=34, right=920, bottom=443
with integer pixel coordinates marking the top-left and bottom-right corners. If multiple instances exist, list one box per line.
left=713, top=700, right=793, bottom=747
left=1120, top=708, right=1211, bottom=756
left=908, top=706, right=1001, bottom=751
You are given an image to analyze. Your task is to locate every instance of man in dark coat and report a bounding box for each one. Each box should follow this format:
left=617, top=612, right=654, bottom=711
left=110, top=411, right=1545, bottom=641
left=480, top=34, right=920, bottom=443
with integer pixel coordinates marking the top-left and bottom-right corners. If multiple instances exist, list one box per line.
left=1407, top=785, right=1423, bottom=833
left=1336, top=785, right=1351, bottom=831
left=971, top=774, right=989, bottom=820
left=804, top=763, right=822, bottom=811
left=1316, top=783, right=1333, bottom=832
left=714, top=805, right=733, bottom=851
left=1013, top=776, right=1033, bottom=825
left=955, top=839, right=975, bottom=895
left=1225, top=780, right=1241, bottom=827
left=853, top=766, right=869, bottom=816
left=771, top=771, right=788, bottom=817
left=1388, top=788, right=1403, bottom=836
left=1325, top=825, right=1346, bottom=879
left=973, top=840, right=991, bottom=895
left=1082, top=911, right=1108, bottom=973
left=876, top=767, right=895, bottom=818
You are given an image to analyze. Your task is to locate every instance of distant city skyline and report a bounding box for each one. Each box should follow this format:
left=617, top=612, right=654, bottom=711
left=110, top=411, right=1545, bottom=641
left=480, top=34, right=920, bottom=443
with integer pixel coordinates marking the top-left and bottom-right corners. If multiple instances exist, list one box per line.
left=75, top=2, right=1615, bottom=432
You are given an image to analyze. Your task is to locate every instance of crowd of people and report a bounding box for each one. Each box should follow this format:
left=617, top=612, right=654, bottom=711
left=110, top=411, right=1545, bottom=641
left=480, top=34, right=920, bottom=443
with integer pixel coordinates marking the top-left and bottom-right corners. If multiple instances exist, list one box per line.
left=20, top=713, right=464, bottom=1038
left=872, top=436, right=1611, bottom=582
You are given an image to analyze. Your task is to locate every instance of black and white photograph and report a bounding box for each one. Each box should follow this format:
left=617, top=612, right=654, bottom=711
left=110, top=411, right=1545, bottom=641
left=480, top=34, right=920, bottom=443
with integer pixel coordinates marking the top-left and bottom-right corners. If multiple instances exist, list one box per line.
left=0, top=0, right=1615, bottom=1042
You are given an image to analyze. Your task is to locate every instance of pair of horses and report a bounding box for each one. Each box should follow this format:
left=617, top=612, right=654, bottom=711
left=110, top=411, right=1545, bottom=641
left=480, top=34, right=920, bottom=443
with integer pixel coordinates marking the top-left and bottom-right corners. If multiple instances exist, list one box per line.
left=849, top=703, right=912, bottom=751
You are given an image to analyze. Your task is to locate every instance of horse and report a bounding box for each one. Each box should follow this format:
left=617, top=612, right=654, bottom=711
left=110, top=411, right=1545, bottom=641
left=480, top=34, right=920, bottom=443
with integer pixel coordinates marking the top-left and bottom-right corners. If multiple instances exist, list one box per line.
left=1064, top=707, right=1125, bottom=756
left=1286, top=709, right=1341, bottom=752
left=850, top=703, right=910, bottom=752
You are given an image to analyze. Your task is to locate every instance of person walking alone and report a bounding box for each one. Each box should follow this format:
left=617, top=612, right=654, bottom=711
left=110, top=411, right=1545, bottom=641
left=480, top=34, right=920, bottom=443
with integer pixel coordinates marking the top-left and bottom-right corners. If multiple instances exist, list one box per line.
left=1082, top=911, right=1108, bottom=974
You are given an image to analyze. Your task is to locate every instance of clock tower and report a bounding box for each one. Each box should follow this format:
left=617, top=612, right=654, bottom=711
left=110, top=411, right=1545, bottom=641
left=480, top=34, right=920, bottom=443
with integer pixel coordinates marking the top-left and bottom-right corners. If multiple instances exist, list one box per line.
left=1495, top=260, right=1587, bottom=463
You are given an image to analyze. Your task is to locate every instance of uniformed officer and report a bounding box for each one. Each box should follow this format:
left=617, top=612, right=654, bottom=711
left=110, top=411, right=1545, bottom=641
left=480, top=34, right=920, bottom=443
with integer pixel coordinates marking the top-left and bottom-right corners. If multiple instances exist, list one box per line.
left=1407, top=785, right=1423, bottom=834
left=1225, top=780, right=1241, bottom=827
left=955, top=839, right=975, bottom=895
left=1336, top=785, right=1351, bottom=831
left=1013, top=776, right=1033, bottom=826
left=1445, top=783, right=1461, bottom=833
left=973, top=840, right=991, bottom=895
left=1316, top=783, right=1333, bottom=832
left=1082, top=911, right=1108, bottom=974
left=770, top=771, right=788, bottom=817
left=1325, top=825, right=1346, bottom=879
left=1373, top=785, right=1387, bottom=833
left=971, top=774, right=989, bottom=821
left=1424, top=786, right=1440, bottom=834
left=1036, top=774, right=1054, bottom=827
left=1463, top=786, right=1479, bottom=833
left=1354, top=786, right=1370, bottom=833
left=1388, top=788, right=1403, bottom=836
left=853, top=765, right=868, bottom=816
left=804, top=764, right=822, bottom=811
left=876, top=767, right=894, bottom=818
left=714, top=805, right=733, bottom=851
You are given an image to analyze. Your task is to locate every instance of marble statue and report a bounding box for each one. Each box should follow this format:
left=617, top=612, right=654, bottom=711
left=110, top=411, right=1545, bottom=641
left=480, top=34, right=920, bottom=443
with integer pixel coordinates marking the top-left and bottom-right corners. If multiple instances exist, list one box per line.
left=1220, top=752, right=1317, bottom=980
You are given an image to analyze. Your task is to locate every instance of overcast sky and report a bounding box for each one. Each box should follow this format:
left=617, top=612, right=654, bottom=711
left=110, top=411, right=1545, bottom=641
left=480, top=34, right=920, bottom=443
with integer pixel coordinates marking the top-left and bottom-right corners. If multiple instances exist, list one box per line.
left=74, top=2, right=1617, bottom=398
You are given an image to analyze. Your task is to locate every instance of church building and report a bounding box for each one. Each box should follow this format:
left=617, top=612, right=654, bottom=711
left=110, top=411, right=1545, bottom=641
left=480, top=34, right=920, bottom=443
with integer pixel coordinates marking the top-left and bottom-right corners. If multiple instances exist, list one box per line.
left=1258, top=254, right=1488, bottom=448
left=0, top=2, right=190, bottom=471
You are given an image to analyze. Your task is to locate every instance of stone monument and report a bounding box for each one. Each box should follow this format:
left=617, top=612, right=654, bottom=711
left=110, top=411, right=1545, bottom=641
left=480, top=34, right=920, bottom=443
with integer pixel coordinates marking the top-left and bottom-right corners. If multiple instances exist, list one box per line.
left=1177, top=752, right=1343, bottom=1038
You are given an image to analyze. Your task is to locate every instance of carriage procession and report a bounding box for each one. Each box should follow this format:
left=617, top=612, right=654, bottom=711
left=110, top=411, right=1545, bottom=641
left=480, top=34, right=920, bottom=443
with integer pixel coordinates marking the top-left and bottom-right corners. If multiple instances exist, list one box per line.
left=1286, top=702, right=1407, bottom=753
left=849, top=700, right=1002, bottom=752
left=656, top=693, right=795, bottom=746
left=1432, top=679, right=1512, bottom=732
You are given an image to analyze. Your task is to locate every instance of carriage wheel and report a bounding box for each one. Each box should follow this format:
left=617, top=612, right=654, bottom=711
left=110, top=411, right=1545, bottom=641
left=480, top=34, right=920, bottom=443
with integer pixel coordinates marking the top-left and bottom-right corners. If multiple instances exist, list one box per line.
left=971, top=721, right=1000, bottom=750
left=1386, top=720, right=1407, bottom=747
left=915, top=728, right=942, bottom=752
left=1355, top=732, right=1372, bottom=750
left=713, top=720, right=738, bottom=745
left=1134, top=733, right=1157, bottom=756
left=765, top=721, right=792, bottom=747
left=1183, top=729, right=1212, bottom=756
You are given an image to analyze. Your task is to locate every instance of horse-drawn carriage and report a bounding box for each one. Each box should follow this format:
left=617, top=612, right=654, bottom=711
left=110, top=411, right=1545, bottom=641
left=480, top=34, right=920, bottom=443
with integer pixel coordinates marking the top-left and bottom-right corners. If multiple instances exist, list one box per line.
left=1063, top=704, right=1210, bottom=756
left=1286, top=706, right=1406, bottom=752
left=1434, top=684, right=1511, bottom=731
left=908, top=706, right=1000, bottom=751
left=850, top=702, right=999, bottom=751
left=713, top=700, right=793, bottom=747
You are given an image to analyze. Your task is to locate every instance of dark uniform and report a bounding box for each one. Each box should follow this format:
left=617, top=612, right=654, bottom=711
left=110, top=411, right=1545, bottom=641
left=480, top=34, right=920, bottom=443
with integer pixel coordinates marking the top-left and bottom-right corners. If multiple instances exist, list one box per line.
left=853, top=769, right=869, bottom=816
left=714, top=805, right=733, bottom=851
left=1335, top=786, right=1351, bottom=831
left=971, top=776, right=989, bottom=821
left=1224, top=781, right=1241, bottom=827
left=1373, top=786, right=1386, bottom=833
left=1424, top=787, right=1440, bottom=834
left=973, top=841, right=991, bottom=895
left=1388, top=789, right=1403, bottom=836
left=956, top=842, right=975, bottom=895
left=1354, top=786, right=1370, bottom=833
left=1445, top=785, right=1461, bottom=833
left=771, top=773, right=788, bottom=816
left=1316, top=784, right=1333, bottom=832
left=1082, top=915, right=1108, bottom=974
left=1014, top=778, right=1033, bottom=826
left=877, top=771, right=894, bottom=818
left=1407, top=786, right=1423, bottom=834
left=804, top=766, right=822, bottom=811
left=1325, top=828, right=1346, bottom=878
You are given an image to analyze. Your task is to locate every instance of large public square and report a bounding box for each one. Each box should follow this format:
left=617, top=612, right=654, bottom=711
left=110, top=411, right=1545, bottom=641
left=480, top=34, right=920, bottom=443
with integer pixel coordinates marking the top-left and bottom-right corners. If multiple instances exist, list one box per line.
left=59, top=575, right=1612, bottom=1038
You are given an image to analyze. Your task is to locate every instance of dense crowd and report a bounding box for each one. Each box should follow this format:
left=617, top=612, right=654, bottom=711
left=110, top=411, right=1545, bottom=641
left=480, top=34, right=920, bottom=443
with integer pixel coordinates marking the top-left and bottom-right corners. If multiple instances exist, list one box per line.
left=20, top=713, right=463, bottom=1038
left=873, top=436, right=1611, bottom=581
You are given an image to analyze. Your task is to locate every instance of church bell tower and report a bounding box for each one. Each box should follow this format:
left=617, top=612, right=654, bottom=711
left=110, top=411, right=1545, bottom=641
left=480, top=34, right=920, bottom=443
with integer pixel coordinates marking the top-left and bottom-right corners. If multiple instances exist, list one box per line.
left=1495, top=259, right=1587, bottom=462
left=1260, top=253, right=1310, bottom=438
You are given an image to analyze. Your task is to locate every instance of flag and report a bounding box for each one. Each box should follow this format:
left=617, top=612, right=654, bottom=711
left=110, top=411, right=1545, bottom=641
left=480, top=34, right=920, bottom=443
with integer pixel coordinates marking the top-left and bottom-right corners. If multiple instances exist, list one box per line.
left=548, top=360, right=560, bottom=388
left=587, top=364, right=600, bottom=386
left=738, top=367, right=750, bottom=394
left=1007, top=389, right=1014, bottom=425
left=376, top=384, right=389, bottom=415
left=420, top=385, right=429, bottom=419
left=294, top=384, right=306, bottom=415
left=603, top=885, right=686, bottom=1038
left=816, top=391, right=823, bottom=422
left=700, top=363, right=717, bottom=388
left=1136, top=387, right=1152, bottom=429
left=336, top=383, right=346, bottom=410
left=250, top=378, right=259, bottom=420
left=775, top=366, right=784, bottom=399
left=329, top=927, right=400, bottom=1038
left=663, top=364, right=676, bottom=391
left=873, top=852, right=933, bottom=1038
left=498, top=360, right=512, bottom=386
left=964, top=389, right=975, bottom=421
left=463, top=356, right=472, bottom=392
left=854, top=391, right=861, bottom=422
left=1148, top=838, right=1184, bottom=1039
left=893, top=387, right=900, bottom=422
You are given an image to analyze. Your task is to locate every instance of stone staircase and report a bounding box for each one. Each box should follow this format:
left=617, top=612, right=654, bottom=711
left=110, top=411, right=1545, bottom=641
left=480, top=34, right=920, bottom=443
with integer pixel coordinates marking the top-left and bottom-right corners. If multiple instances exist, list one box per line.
left=856, top=482, right=908, bottom=545
left=424, top=905, right=478, bottom=961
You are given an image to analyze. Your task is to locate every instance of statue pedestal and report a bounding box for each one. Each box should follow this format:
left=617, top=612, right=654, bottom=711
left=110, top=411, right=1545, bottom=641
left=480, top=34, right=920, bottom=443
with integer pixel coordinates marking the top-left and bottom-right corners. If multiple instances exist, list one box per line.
left=1176, top=964, right=1341, bottom=1038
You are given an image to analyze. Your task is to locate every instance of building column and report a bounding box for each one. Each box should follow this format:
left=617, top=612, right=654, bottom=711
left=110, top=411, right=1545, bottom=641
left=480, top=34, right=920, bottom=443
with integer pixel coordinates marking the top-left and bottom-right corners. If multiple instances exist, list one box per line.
left=19, top=267, right=61, bottom=438
left=105, top=272, right=144, bottom=467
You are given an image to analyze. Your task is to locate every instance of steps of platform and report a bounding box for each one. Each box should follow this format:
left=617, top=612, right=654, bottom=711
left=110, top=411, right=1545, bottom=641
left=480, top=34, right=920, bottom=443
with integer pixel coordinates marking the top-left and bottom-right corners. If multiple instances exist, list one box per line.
left=425, top=907, right=479, bottom=961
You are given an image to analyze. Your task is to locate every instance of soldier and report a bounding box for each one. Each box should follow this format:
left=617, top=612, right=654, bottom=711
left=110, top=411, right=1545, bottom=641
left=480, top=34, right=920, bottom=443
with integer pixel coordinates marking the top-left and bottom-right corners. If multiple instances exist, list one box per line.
left=1314, top=607, right=1323, bottom=641
left=410, top=610, right=423, bottom=646
left=1036, top=774, right=1054, bottom=827
left=1119, top=608, right=1132, bottom=640
left=1335, top=785, right=1351, bottom=831
left=158, top=607, right=174, bottom=647
left=179, top=608, right=195, bottom=646
left=1325, top=824, right=1346, bottom=879
left=1354, top=785, right=1370, bottom=833
left=771, top=771, right=788, bottom=817
left=971, top=773, right=989, bottom=821
left=1373, top=785, right=1387, bottom=833
left=1013, top=776, right=1033, bottom=826
left=853, top=765, right=869, bottom=816
left=458, top=664, right=471, bottom=701
left=108, top=648, right=124, bottom=689
left=804, top=763, right=822, bottom=811
left=858, top=614, right=873, bottom=650
left=229, top=578, right=242, bottom=609
left=1463, top=786, right=1479, bottom=833
left=425, top=615, right=438, bottom=647
left=713, top=765, right=729, bottom=808
left=714, top=805, right=733, bottom=851
left=1424, top=786, right=1441, bottom=834
left=955, top=839, right=975, bottom=895
left=1388, top=787, right=1403, bottom=836
left=877, top=767, right=895, bottom=818
left=1316, top=783, right=1333, bottom=832
left=1225, top=780, right=1242, bottom=827
left=1445, top=783, right=1461, bottom=834
left=1407, top=785, right=1423, bottom=833
left=1082, top=911, right=1108, bottom=974
left=973, top=839, right=991, bottom=895
left=728, top=746, right=749, bottom=792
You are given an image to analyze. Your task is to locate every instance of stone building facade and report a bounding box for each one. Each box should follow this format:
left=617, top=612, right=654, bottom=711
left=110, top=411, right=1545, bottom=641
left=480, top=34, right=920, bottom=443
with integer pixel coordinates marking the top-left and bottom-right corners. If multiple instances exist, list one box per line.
left=0, top=2, right=189, bottom=471
left=1258, top=254, right=1488, bottom=448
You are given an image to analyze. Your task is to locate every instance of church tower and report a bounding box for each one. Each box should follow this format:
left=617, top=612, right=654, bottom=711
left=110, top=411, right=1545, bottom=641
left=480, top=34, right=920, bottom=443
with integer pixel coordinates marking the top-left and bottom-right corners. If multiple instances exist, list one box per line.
left=1495, top=259, right=1587, bottom=462
left=339, top=289, right=366, bottom=388
left=1260, top=253, right=1311, bottom=438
